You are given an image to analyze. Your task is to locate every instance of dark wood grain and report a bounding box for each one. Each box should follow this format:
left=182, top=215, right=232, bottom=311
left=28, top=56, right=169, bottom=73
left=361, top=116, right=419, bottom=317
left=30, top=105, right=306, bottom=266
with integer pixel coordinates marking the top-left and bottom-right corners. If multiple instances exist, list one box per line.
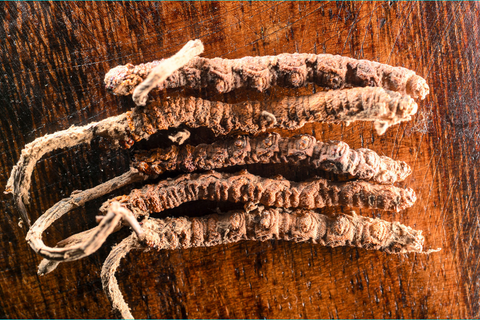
left=0, top=1, right=478, bottom=318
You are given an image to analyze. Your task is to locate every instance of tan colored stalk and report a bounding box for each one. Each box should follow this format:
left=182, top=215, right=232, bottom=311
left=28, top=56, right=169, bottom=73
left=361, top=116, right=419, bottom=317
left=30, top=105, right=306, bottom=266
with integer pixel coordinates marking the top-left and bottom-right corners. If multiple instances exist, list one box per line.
left=105, top=51, right=429, bottom=100
left=100, top=202, right=439, bottom=319
left=134, top=132, right=412, bottom=184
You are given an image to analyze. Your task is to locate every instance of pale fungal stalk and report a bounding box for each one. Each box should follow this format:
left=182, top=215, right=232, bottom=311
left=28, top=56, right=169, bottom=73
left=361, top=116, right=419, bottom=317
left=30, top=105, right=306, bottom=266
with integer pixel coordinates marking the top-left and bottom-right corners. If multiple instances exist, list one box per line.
left=105, top=51, right=430, bottom=100
left=131, top=39, right=204, bottom=106
left=134, top=132, right=412, bottom=184
left=99, top=202, right=440, bottom=319
left=29, top=169, right=415, bottom=273
left=25, top=169, right=147, bottom=268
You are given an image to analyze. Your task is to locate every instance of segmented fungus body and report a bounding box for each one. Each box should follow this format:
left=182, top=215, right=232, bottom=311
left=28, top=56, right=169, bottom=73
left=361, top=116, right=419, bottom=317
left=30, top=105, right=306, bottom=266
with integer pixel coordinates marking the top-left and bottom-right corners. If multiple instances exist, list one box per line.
left=27, top=170, right=416, bottom=269
left=125, top=86, right=417, bottom=144
left=100, top=202, right=434, bottom=319
left=134, top=132, right=411, bottom=184
left=105, top=52, right=430, bottom=101
left=6, top=85, right=417, bottom=226
left=105, top=170, right=416, bottom=217
left=8, top=39, right=437, bottom=320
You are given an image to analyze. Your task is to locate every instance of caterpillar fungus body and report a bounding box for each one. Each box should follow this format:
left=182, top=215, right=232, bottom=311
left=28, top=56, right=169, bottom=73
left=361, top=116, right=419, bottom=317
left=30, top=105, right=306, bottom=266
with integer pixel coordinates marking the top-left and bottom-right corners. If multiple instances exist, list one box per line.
left=6, top=85, right=417, bottom=227
left=100, top=202, right=438, bottom=320
left=6, top=40, right=424, bottom=227
left=105, top=51, right=430, bottom=101
left=27, top=170, right=416, bottom=267
left=134, top=132, right=412, bottom=185
left=105, top=170, right=417, bottom=217
left=8, top=38, right=438, bottom=320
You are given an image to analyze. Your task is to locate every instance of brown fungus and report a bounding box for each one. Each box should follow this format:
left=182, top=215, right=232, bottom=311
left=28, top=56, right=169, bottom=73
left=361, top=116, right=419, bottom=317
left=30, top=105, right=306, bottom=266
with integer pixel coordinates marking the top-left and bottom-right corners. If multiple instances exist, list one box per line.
left=6, top=40, right=421, bottom=227
left=6, top=37, right=439, bottom=320
left=103, top=170, right=417, bottom=218
left=27, top=170, right=416, bottom=268
left=134, top=132, right=412, bottom=184
left=97, top=203, right=439, bottom=319
left=105, top=50, right=429, bottom=101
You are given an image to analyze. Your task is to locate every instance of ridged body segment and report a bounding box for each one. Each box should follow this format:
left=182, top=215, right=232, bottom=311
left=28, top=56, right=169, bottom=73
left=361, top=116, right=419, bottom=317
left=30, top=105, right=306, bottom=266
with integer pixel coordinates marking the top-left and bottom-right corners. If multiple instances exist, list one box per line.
left=103, top=171, right=416, bottom=216
left=124, top=86, right=417, bottom=144
left=105, top=53, right=429, bottom=100
left=141, top=206, right=425, bottom=254
left=134, top=133, right=411, bottom=184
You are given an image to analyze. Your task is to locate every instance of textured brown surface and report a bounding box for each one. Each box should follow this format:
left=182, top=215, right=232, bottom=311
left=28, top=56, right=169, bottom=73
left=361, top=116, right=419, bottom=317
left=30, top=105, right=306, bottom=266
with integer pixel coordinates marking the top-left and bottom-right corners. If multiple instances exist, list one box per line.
left=125, top=206, right=429, bottom=254
left=134, top=132, right=412, bottom=184
left=127, top=86, right=417, bottom=139
left=107, top=171, right=417, bottom=214
left=1, top=1, right=479, bottom=318
left=104, top=49, right=429, bottom=99
left=99, top=206, right=430, bottom=319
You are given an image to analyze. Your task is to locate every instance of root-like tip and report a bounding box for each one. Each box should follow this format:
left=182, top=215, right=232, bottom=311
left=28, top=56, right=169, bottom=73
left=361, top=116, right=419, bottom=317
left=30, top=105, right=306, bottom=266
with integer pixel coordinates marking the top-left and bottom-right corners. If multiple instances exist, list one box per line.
left=38, top=259, right=61, bottom=276
left=407, top=75, right=430, bottom=100
left=132, top=39, right=204, bottom=106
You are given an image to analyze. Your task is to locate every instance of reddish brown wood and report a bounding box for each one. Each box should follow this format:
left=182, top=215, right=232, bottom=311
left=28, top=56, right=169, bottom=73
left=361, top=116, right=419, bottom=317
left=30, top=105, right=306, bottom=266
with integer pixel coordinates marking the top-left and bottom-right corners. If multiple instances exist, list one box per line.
left=0, top=1, right=478, bottom=318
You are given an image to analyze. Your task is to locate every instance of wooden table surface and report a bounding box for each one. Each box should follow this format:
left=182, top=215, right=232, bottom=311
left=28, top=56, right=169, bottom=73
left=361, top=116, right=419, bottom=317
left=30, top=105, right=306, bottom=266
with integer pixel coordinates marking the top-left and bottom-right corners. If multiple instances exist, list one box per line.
left=1, top=2, right=479, bottom=318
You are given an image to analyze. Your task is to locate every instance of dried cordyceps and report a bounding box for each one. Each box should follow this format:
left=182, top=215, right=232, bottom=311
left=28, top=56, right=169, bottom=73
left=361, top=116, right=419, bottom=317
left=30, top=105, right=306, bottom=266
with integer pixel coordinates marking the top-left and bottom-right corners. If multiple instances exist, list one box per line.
left=9, top=37, right=437, bottom=320
left=8, top=39, right=429, bottom=227
left=26, top=169, right=415, bottom=266
left=26, top=169, right=148, bottom=267
left=6, top=85, right=417, bottom=226
left=105, top=51, right=430, bottom=102
left=99, top=202, right=438, bottom=319
left=134, top=132, right=412, bottom=184
left=5, top=40, right=204, bottom=227
left=5, top=114, right=130, bottom=227
left=106, top=170, right=416, bottom=217
left=125, top=85, right=418, bottom=142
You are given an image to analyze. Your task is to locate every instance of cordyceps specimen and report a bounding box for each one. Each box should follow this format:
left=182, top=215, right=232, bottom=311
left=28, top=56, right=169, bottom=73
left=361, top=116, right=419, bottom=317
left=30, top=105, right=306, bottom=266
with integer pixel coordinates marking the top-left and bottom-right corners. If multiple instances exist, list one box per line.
left=104, top=48, right=430, bottom=104
left=108, top=170, right=417, bottom=215
left=26, top=170, right=417, bottom=267
left=134, top=132, right=412, bottom=184
left=95, top=202, right=437, bottom=319
left=7, top=38, right=437, bottom=319
left=5, top=73, right=418, bottom=226
left=6, top=39, right=428, bottom=226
